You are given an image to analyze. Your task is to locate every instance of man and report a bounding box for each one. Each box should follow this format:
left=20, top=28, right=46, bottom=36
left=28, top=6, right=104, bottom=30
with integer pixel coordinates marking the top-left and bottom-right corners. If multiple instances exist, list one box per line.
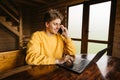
left=25, top=8, right=76, bottom=65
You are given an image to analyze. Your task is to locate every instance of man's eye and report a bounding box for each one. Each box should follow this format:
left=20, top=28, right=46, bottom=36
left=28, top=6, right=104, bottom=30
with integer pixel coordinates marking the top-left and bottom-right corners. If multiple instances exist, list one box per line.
left=54, top=24, right=57, bottom=25
left=53, top=23, right=60, bottom=26
left=53, top=23, right=57, bottom=26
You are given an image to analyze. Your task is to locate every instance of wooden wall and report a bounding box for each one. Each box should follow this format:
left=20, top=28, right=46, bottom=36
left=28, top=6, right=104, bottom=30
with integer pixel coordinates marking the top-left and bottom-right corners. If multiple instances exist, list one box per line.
left=22, top=7, right=32, bottom=37
left=112, top=0, right=120, bottom=58
left=0, top=26, right=19, bottom=52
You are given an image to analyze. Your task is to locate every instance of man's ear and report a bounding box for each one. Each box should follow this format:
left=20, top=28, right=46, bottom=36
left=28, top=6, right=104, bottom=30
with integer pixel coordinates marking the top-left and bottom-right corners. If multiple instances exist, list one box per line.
left=45, top=22, right=49, bottom=28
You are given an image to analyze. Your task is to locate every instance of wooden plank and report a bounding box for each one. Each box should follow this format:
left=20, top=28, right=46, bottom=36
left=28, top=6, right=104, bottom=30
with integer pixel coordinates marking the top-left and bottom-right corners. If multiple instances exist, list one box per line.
left=0, top=65, right=32, bottom=79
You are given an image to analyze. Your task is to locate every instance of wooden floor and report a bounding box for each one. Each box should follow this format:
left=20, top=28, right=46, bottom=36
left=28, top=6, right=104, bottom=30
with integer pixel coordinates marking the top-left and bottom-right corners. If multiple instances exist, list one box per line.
left=0, top=54, right=120, bottom=80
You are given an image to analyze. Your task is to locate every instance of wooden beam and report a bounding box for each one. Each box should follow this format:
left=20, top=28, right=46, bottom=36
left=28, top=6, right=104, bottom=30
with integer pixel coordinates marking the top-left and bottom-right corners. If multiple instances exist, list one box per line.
left=81, top=2, right=90, bottom=53
left=19, top=11, right=23, bottom=48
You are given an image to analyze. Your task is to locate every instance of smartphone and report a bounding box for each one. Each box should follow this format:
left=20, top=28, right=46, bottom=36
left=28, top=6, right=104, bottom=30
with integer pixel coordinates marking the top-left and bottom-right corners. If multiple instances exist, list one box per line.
left=58, top=27, right=63, bottom=34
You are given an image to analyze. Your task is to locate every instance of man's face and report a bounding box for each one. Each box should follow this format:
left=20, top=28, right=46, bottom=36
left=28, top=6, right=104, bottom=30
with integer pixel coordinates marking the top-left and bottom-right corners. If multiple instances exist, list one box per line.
left=46, top=18, right=61, bottom=34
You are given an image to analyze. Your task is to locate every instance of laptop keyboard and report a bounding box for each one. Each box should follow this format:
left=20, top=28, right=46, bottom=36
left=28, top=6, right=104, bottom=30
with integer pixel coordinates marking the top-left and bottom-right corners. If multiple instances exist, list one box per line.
left=72, top=59, right=89, bottom=72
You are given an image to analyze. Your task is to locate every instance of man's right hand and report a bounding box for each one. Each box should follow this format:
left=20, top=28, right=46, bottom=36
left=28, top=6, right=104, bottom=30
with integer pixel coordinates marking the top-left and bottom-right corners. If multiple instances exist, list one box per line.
left=56, top=54, right=75, bottom=65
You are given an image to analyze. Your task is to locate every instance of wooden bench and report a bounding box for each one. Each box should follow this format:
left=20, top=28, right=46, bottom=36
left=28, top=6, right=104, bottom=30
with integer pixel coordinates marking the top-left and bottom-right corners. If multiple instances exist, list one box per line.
left=0, top=49, right=31, bottom=79
left=0, top=50, right=26, bottom=72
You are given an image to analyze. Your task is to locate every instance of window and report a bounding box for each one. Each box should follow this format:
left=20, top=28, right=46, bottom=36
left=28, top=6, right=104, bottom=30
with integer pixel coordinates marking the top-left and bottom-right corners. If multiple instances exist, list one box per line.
left=68, top=4, right=83, bottom=54
left=68, top=1, right=112, bottom=54
left=89, top=2, right=111, bottom=41
left=88, top=1, right=111, bottom=53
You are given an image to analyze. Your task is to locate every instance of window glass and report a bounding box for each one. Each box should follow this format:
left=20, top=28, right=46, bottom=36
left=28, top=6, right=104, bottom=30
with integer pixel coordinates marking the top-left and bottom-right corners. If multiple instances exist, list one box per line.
left=73, top=41, right=81, bottom=54
left=88, top=42, right=107, bottom=54
left=88, top=1, right=111, bottom=41
left=68, top=4, right=83, bottom=39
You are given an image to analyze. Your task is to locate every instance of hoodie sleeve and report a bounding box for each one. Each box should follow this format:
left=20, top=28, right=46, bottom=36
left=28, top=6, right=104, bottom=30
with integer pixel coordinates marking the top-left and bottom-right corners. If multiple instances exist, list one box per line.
left=25, top=32, right=56, bottom=65
left=63, top=37, right=76, bottom=56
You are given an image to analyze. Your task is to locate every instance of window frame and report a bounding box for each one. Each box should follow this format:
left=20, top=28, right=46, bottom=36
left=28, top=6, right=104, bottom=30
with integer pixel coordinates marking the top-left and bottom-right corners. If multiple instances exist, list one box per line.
left=67, top=0, right=117, bottom=55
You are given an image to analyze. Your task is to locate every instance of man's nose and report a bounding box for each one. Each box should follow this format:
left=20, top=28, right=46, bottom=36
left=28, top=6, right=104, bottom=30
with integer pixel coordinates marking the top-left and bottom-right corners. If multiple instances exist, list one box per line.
left=57, top=24, right=61, bottom=28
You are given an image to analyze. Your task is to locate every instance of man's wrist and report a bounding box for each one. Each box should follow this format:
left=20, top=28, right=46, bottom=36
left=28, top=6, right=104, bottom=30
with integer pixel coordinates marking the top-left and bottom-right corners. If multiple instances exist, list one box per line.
left=55, top=59, right=64, bottom=64
left=55, top=59, right=60, bottom=64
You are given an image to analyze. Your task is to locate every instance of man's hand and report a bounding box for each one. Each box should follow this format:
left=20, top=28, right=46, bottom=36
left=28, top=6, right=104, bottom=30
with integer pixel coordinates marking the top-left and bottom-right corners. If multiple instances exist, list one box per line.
left=56, top=54, right=75, bottom=66
left=60, top=25, right=69, bottom=38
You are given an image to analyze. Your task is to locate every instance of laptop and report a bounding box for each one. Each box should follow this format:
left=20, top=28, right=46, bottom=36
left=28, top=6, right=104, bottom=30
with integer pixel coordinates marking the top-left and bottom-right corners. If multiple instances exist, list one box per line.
left=58, top=47, right=109, bottom=74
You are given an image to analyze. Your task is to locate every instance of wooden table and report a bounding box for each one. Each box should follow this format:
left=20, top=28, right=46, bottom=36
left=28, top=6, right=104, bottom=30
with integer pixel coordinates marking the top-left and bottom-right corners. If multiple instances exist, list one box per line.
left=1, top=54, right=120, bottom=80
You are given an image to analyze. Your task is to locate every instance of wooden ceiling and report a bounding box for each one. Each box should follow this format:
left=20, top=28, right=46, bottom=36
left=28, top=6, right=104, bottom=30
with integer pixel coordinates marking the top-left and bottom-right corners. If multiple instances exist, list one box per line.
left=10, top=0, right=70, bottom=8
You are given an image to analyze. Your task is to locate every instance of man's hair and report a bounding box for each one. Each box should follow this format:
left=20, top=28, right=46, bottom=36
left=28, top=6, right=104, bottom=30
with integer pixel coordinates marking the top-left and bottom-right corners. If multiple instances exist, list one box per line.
left=44, top=8, right=64, bottom=24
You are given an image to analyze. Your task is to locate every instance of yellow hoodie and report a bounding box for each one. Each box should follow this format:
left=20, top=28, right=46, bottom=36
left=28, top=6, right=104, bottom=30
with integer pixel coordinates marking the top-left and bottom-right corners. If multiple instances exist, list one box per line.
left=26, top=31, right=75, bottom=65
